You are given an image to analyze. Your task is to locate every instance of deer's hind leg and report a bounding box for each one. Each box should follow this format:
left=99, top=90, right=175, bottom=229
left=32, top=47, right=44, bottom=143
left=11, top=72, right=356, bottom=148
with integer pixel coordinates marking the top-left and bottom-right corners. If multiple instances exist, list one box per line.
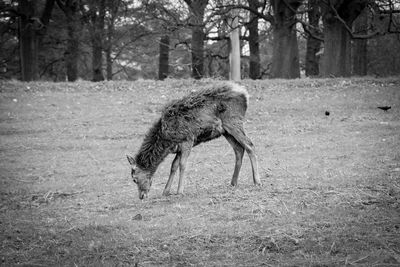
left=223, top=123, right=262, bottom=186
left=224, top=133, right=244, bottom=186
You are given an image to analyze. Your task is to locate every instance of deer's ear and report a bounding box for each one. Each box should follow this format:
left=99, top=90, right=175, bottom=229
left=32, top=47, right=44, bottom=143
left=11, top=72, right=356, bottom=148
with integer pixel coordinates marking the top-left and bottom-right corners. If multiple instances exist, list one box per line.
left=127, top=155, right=136, bottom=166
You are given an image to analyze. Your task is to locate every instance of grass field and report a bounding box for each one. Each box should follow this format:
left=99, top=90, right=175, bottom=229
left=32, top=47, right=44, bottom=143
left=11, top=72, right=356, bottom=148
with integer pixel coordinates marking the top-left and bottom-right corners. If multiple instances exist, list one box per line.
left=0, top=78, right=399, bottom=266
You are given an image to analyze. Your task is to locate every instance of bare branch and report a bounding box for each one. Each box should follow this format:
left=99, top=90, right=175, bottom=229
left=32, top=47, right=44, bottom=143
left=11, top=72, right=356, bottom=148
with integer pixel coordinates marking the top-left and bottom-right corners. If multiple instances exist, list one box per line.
left=324, top=1, right=384, bottom=39
left=215, top=3, right=274, bottom=23
left=298, top=19, right=324, bottom=41
left=55, top=0, right=67, bottom=13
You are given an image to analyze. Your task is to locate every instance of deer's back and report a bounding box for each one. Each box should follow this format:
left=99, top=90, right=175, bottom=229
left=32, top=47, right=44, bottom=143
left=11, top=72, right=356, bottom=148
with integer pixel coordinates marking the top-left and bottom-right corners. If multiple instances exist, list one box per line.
left=160, top=83, right=248, bottom=143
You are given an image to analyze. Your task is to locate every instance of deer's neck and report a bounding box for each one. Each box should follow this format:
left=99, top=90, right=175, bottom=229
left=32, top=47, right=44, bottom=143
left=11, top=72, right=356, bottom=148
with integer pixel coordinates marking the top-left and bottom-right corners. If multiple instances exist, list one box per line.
left=135, top=119, right=173, bottom=171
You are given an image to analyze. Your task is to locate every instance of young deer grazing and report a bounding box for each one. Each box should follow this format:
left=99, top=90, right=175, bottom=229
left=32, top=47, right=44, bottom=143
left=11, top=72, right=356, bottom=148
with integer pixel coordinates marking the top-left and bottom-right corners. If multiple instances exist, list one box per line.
left=127, top=82, right=261, bottom=199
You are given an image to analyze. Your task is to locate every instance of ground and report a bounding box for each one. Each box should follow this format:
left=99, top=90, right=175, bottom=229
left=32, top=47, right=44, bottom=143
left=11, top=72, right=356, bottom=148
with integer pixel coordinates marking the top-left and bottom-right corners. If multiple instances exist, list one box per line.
left=0, top=78, right=399, bottom=266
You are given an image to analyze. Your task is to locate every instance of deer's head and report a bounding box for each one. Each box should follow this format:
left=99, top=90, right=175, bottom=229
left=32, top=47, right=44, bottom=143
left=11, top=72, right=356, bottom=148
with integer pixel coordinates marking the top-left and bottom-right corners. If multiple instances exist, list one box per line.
left=127, top=155, right=153, bottom=200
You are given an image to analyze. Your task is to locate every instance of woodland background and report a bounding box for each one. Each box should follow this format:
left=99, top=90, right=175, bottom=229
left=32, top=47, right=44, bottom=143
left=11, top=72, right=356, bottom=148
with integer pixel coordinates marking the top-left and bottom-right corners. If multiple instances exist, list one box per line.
left=1, top=0, right=400, bottom=82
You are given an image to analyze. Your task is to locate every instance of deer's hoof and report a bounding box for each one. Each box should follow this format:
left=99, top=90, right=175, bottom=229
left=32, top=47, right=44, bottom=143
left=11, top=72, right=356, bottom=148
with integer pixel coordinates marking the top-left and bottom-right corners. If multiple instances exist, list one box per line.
left=230, top=180, right=238, bottom=186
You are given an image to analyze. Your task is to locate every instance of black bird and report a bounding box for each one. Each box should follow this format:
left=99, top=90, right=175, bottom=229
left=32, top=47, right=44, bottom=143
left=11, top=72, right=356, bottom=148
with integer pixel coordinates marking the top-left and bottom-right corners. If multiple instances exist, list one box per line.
left=377, top=106, right=391, bottom=111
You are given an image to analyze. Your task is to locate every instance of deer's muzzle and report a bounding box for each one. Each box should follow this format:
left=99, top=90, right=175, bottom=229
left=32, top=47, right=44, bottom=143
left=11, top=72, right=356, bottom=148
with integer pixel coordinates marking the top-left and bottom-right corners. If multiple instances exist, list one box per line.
left=139, top=190, right=149, bottom=200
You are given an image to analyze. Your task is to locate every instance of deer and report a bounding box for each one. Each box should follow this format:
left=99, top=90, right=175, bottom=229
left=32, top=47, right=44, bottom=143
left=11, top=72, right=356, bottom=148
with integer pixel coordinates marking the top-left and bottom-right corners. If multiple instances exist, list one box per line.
left=126, top=82, right=262, bottom=200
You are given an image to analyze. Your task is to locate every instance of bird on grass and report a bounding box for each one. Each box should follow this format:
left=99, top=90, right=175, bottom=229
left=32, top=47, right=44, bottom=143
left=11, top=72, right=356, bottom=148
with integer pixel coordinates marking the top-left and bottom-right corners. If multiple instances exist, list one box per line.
left=377, top=106, right=391, bottom=111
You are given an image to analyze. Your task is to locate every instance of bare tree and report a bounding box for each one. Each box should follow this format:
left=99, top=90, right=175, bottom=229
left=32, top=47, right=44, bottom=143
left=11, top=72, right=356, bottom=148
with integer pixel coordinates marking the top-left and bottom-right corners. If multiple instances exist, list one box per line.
left=224, top=0, right=301, bottom=78
left=158, top=35, right=170, bottom=80
left=304, top=0, right=322, bottom=76
left=104, top=0, right=122, bottom=80
left=18, top=0, right=55, bottom=81
left=352, top=8, right=368, bottom=76
left=56, top=0, right=81, bottom=81
left=184, top=0, right=208, bottom=79
left=229, top=6, right=240, bottom=80
left=270, top=0, right=302, bottom=79
left=82, top=0, right=106, bottom=81
left=247, top=0, right=261, bottom=79
left=320, top=0, right=368, bottom=77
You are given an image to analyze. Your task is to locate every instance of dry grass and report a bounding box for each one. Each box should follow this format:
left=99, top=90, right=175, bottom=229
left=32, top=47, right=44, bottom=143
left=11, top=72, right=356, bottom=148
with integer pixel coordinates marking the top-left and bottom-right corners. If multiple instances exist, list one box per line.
left=0, top=78, right=399, bottom=266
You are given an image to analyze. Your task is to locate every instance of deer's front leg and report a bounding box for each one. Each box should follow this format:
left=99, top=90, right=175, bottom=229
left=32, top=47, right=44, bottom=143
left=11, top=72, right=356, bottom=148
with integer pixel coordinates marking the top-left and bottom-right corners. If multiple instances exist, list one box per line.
left=163, top=153, right=180, bottom=196
left=177, top=141, right=193, bottom=195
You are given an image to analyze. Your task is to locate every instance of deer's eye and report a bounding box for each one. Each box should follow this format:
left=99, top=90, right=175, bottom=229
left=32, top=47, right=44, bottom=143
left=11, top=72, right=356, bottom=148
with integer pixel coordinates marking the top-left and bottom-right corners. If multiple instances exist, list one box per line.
left=131, top=169, right=138, bottom=184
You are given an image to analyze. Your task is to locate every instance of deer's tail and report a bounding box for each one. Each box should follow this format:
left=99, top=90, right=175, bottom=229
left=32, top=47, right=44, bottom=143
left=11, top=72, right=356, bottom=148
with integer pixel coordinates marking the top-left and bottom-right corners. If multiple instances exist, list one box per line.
left=226, top=82, right=249, bottom=106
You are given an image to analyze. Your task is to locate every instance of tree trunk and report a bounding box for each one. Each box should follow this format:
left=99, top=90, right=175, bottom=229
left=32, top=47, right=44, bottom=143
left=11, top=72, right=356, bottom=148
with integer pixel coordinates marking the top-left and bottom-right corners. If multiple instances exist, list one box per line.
left=270, top=0, right=301, bottom=79
left=191, top=26, right=204, bottom=79
left=18, top=0, right=55, bottom=81
left=305, top=0, right=321, bottom=76
left=305, top=38, right=321, bottom=77
left=271, top=25, right=300, bottom=78
left=105, top=21, right=114, bottom=80
left=229, top=13, right=240, bottom=81
left=321, top=19, right=352, bottom=77
left=65, top=5, right=80, bottom=81
left=158, top=35, right=170, bottom=80
left=18, top=0, right=39, bottom=81
left=320, top=0, right=368, bottom=77
left=65, top=21, right=79, bottom=82
left=90, top=0, right=106, bottom=82
left=105, top=46, right=112, bottom=80
left=92, top=41, right=104, bottom=81
left=105, top=0, right=119, bottom=81
left=66, top=18, right=79, bottom=81
left=19, top=14, right=39, bottom=81
left=352, top=10, right=368, bottom=76
left=185, top=0, right=208, bottom=79
left=247, top=0, right=260, bottom=79
left=56, top=0, right=80, bottom=81
left=352, top=38, right=367, bottom=76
